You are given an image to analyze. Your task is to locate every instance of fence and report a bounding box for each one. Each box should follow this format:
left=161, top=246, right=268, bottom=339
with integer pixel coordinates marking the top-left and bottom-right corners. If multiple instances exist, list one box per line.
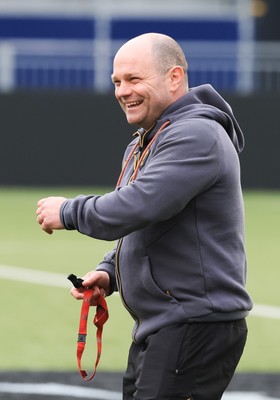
left=1, top=38, right=280, bottom=94
left=0, top=0, right=257, bottom=94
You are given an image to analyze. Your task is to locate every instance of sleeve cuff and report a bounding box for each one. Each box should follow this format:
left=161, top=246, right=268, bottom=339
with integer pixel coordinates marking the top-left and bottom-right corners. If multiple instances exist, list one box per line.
left=96, top=262, right=117, bottom=296
left=60, top=199, right=75, bottom=230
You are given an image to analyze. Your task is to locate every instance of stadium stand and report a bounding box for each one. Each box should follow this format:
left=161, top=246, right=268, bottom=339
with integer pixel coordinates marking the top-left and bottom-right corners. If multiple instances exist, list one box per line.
left=0, top=0, right=266, bottom=93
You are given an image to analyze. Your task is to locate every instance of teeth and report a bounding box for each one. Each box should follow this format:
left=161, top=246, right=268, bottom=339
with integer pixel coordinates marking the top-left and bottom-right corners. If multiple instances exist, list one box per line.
left=127, top=101, right=142, bottom=108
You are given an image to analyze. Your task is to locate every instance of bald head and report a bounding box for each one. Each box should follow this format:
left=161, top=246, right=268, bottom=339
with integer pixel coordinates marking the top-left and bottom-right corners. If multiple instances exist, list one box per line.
left=115, top=33, right=188, bottom=86
left=112, top=33, right=189, bottom=129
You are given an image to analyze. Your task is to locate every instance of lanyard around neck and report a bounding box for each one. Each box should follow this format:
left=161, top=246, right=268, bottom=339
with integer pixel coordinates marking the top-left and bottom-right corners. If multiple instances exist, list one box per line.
left=116, top=120, right=170, bottom=187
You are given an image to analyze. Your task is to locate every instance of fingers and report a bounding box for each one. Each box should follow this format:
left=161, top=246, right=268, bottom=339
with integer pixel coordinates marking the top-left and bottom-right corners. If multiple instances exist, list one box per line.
left=81, top=271, right=98, bottom=287
left=70, top=287, right=84, bottom=300
left=37, top=197, right=47, bottom=209
left=36, top=211, right=54, bottom=234
left=41, top=224, right=53, bottom=235
left=81, top=276, right=107, bottom=297
left=36, top=198, right=48, bottom=229
left=82, top=270, right=109, bottom=288
left=36, top=196, right=66, bottom=234
left=70, top=285, right=106, bottom=305
left=36, top=198, right=47, bottom=217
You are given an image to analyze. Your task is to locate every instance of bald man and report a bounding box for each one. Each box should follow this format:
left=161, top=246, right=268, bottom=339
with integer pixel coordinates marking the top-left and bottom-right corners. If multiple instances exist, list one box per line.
left=36, top=33, right=252, bottom=399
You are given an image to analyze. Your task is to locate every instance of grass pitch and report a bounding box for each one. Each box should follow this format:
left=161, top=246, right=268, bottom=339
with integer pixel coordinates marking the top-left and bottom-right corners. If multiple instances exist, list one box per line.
left=0, top=187, right=280, bottom=372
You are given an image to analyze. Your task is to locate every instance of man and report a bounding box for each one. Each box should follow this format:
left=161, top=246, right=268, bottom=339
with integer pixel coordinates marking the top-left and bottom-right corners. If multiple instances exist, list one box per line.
left=36, top=33, right=253, bottom=399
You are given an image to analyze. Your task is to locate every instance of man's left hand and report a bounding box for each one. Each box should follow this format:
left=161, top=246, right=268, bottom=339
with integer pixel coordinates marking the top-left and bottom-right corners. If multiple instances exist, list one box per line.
left=36, top=196, right=67, bottom=234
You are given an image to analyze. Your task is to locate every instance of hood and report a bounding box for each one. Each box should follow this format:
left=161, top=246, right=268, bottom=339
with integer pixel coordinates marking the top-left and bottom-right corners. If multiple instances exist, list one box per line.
left=160, top=84, right=244, bottom=154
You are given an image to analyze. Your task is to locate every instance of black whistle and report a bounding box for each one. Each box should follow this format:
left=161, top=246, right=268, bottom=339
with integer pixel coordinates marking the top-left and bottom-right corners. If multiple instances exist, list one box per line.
left=67, top=273, right=84, bottom=289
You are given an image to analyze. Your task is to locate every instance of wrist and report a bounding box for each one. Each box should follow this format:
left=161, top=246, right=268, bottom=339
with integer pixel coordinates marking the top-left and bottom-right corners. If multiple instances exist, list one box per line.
left=60, top=199, right=75, bottom=230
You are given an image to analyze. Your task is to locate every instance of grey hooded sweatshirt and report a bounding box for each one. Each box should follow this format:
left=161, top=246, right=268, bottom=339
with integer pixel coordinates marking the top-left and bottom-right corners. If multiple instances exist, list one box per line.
left=61, top=84, right=253, bottom=343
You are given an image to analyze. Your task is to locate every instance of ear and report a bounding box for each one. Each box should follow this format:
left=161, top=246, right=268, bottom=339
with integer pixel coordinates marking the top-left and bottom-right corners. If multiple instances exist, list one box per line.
left=168, top=66, right=185, bottom=91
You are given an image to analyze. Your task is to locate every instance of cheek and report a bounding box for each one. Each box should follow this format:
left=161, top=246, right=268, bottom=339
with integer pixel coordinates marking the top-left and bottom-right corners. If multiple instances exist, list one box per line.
left=151, top=90, right=170, bottom=111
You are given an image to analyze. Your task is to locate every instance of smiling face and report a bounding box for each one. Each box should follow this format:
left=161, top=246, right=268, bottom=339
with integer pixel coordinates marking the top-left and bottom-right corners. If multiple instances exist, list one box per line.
left=111, top=35, right=186, bottom=130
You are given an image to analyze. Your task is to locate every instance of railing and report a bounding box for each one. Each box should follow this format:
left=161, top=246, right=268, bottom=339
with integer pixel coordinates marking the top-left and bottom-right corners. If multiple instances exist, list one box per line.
left=0, top=39, right=280, bottom=94
left=253, top=42, right=280, bottom=92
left=0, top=0, right=257, bottom=93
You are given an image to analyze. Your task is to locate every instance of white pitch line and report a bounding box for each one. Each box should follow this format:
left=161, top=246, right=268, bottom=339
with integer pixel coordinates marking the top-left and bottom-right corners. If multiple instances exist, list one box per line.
left=0, top=264, right=70, bottom=288
left=249, top=304, right=280, bottom=320
left=223, top=393, right=280, bottom=400
left=0, top=383, right=278, bottom=400
left=1, top=264, right=280, bottom=320
left=0, top=382, right=122, bottom=400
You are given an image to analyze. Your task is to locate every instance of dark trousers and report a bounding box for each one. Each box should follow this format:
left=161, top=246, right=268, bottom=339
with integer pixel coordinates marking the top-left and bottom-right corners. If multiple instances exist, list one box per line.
left=123, top=319, right=247, bottom=400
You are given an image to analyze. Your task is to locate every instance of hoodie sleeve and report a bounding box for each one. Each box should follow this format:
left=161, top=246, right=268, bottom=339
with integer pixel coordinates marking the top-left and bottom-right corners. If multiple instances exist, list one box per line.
left=60, top=119, right=223, bottom=241
left=96, top=246, right=118, bottom=295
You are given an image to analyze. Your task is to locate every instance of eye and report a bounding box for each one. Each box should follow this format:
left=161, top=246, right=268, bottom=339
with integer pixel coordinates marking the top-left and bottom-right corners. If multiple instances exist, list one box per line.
left=130, top=77, right=140, bottom=83
left=113, top=80, right=121, bottom=87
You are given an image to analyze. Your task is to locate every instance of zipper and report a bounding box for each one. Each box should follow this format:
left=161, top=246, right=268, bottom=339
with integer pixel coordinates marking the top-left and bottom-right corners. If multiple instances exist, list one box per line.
left=114, top=120, right=171, bottom=342
left=115, top=237, right=141, bottom=342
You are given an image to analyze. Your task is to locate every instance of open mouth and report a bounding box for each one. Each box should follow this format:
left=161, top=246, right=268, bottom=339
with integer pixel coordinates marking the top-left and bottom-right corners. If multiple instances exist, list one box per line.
left=127, top=100, right=143, bottom=109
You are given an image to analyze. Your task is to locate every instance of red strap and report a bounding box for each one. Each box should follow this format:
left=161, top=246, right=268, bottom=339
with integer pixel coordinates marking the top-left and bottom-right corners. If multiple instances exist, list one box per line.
left=76, top=289, right=109, bottom=381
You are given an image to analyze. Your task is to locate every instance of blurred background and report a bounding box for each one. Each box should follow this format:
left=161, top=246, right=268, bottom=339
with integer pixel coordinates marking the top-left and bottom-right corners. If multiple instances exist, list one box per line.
left=0, top=2, right=280, bottom=398
left=0, top=0, right=279, bottom=189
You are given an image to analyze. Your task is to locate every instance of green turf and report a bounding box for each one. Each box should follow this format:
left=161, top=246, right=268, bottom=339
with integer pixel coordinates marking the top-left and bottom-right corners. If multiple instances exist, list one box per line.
left=237, top=191, right=280, bottom=372
left=0, top=187, right=279, bottom=372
